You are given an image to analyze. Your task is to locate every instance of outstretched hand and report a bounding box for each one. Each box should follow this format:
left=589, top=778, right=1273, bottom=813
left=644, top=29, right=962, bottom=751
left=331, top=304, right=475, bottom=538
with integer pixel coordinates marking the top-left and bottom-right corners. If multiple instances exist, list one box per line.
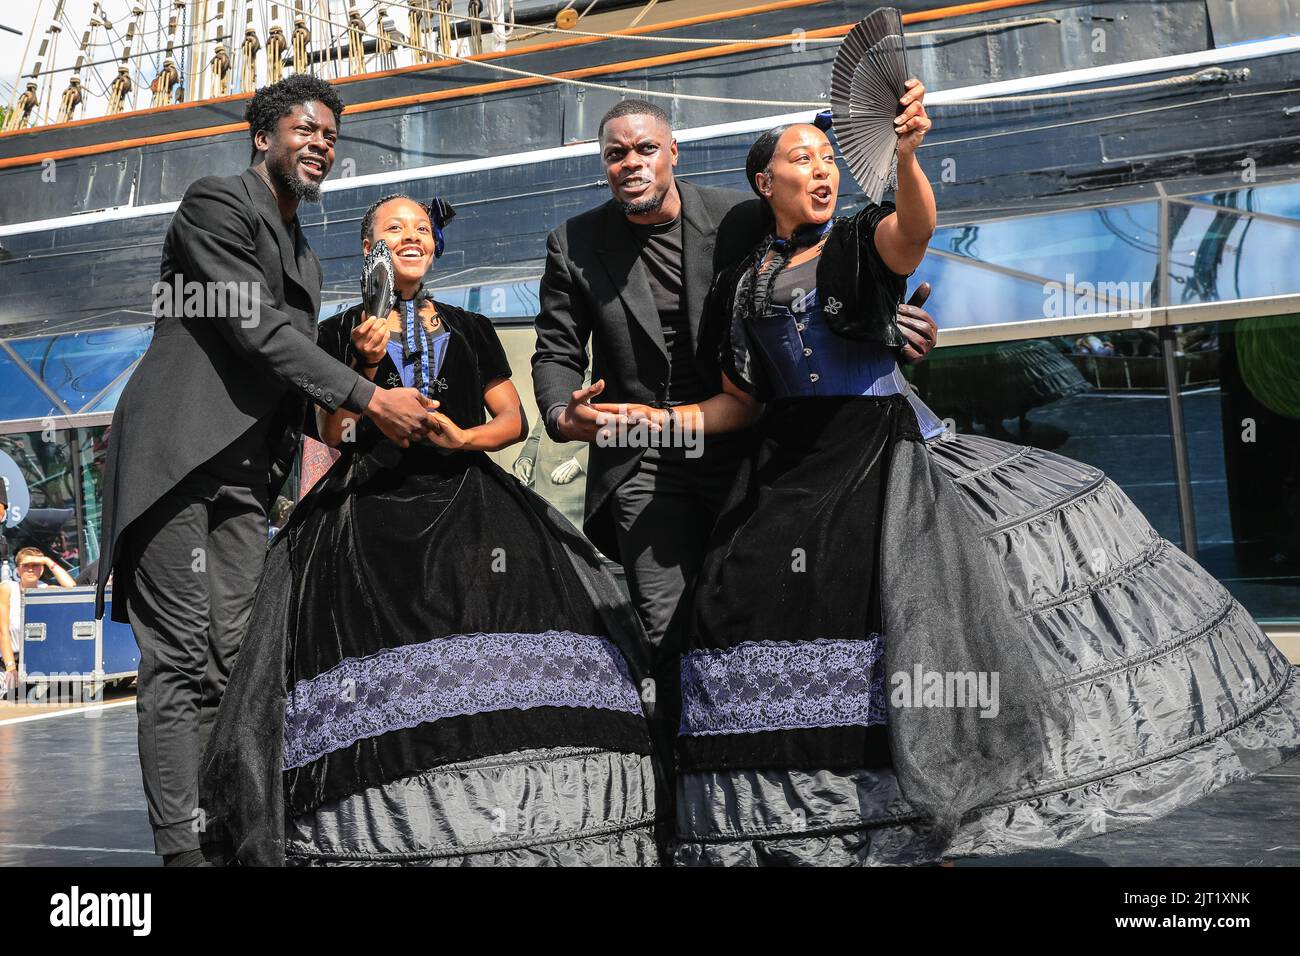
left=557, top=379, right=631, bottom=443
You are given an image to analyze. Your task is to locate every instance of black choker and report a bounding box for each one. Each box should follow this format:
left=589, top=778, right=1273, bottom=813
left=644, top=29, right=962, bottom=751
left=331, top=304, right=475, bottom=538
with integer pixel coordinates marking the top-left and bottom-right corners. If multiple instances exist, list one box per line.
left=770, top=220, right=833, bottom=255
left=395, top=284, right=429, bottom=306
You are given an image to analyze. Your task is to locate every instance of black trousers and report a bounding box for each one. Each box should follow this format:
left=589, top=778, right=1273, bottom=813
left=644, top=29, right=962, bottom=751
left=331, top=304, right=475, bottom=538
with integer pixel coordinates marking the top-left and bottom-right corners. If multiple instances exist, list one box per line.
left=121, top=450, right=270, bottom=856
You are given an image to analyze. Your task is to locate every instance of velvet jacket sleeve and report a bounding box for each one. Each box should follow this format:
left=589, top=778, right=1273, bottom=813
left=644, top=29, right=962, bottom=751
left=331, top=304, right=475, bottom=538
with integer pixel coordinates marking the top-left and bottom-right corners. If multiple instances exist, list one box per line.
left=532, top=227, right=593, bottom=442
left=167, top=177, right=375, bottom=414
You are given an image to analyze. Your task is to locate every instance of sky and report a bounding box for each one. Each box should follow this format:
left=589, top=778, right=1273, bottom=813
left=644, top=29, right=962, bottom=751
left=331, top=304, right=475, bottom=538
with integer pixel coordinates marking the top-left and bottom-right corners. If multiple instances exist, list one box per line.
left=1, top=0, right=99, bottom=114
left=0, top=0, right=382, bottom=122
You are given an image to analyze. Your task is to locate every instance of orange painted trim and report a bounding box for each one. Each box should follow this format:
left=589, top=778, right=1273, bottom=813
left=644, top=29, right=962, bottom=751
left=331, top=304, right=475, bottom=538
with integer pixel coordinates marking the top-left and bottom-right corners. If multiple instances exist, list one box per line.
left=0, top=0, right=840, bottom=141
left=0, top=0, right=1046, bottom=143
left=0, top=0, right=1050, bottom=169
left=901, top=0, right=1050, bottom=23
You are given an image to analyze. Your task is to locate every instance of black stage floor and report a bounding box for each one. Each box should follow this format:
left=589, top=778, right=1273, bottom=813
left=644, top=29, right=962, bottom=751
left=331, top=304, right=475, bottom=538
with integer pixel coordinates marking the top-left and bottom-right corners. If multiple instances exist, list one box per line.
left=0, top=704, right=1296, bottom=867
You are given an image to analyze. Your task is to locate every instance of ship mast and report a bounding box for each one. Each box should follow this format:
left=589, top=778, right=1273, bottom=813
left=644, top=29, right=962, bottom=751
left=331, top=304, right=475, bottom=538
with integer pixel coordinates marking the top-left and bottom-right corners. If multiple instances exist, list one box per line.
left=29, top=0, right=68, bottom=125
left=2, top=0, right=45, bottom=131
left=108, top=7, right=146, bottom=114
left=240, top=1, right=260, bottom=91
left=292, top=0, right=310, bottom=75
left=187, top=0, right=210, bottom=102
left=266, top=3, right=287, bottom=83
left=347, top=0, right=366, bottom=75
left=208, top=0, right=231, bottom=96
left=151, top=1, right=185, bottom=107
left=56, top=7, right=100, bottom=124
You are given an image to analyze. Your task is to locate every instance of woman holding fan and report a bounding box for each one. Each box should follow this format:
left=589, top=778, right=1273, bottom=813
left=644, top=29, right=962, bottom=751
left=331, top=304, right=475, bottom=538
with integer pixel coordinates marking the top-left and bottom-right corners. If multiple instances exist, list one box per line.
left=608, top=46, right=1300, bottom=864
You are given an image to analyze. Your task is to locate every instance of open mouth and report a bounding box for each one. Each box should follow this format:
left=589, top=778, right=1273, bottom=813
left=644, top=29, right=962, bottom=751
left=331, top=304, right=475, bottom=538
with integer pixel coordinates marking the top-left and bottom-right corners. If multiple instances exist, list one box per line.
left=396, top=246, right=426, bottom=260
left=811, top=186, right=833, bottom=204
left=621, top=179, right=650, bottom=195
left=299, top=156, right=326, bottom=176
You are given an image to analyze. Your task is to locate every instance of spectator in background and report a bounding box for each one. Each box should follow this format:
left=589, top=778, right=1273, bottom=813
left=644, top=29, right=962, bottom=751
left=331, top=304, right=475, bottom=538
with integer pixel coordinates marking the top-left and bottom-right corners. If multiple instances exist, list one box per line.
left=15, top=548, right=77, bottom=590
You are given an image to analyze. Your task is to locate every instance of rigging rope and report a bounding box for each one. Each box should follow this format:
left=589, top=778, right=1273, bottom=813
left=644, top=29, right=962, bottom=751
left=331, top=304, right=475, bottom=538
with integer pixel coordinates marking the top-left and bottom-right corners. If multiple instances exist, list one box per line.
left=285, top=1, right=1255, bottom=112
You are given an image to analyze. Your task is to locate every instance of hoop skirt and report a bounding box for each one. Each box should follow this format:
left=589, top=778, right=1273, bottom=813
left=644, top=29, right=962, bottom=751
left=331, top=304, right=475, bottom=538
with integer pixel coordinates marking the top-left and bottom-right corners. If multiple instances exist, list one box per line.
left=673, top=400, right=1300, bottom=865
left=675, top=208, right=1300, bottom=865
left=200, top=303, right=660, bottom=866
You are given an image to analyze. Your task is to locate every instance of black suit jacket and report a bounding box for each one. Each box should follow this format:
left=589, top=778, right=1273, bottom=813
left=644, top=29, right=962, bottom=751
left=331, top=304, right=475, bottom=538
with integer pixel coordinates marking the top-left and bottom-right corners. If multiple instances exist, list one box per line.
left=95, top=168, right=372, bottom=622
left=531, top=180, right=766, bottom=558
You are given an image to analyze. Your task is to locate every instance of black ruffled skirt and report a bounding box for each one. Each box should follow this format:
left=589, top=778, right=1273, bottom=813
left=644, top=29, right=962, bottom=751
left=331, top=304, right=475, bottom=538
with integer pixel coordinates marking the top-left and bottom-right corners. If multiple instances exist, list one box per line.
left=200, top=440, right=660, bottom=866
left=674, top=396, right=1300, bottom=865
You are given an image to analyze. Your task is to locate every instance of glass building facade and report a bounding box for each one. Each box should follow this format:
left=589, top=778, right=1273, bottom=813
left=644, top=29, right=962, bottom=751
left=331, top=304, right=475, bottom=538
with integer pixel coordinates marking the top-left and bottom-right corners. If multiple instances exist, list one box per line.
left=2, top=177, right=1297, bottom=623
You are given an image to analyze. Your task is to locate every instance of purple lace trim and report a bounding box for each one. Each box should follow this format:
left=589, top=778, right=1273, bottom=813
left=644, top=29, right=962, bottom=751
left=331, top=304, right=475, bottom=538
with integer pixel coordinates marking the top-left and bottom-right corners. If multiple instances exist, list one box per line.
left=679, top=637, right=888, bottom=737
left=283, top=630, right=642, bottom=770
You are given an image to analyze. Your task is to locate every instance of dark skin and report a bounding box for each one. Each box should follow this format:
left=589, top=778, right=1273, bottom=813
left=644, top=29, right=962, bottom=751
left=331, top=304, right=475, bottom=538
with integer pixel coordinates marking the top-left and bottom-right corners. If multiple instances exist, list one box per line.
left=557, top=112, right=938, bottom=441
left=320, top=197, right=528, bottom=453
left=552, top=113, right=683, bottom=443
left=248, top=99, right=337, bottom=221
left=247, top=101, right=440, bottom=448
left=600, top=108, right=940, bottom=435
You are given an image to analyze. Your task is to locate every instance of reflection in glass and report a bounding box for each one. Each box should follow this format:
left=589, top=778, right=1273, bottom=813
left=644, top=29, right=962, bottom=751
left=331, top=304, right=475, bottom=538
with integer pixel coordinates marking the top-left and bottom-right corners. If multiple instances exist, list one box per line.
left=0, top=350, right=64, bottom=422
left=932, top=203, right=1159, bottom=290
left=1187, top=180, right=1300, bottom=224
left=1180, top=315, right=1300, bottom=621
left=1167, top=203, right=1300, bottom=304
left=916, top=253, right=1059, bottom=330
left=8, top=328, right=153, bottom=413
left=0, top=430, right=80, bottom=579
left=77, top=426, right=110, bottom=574
left=911, top=337, right=1184, bottom=546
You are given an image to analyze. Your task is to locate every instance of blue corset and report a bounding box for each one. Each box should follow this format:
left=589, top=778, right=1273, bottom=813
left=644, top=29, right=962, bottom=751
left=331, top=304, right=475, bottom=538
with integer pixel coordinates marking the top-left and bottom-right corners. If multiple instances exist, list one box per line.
left=750, top=281, right=947, bottom=439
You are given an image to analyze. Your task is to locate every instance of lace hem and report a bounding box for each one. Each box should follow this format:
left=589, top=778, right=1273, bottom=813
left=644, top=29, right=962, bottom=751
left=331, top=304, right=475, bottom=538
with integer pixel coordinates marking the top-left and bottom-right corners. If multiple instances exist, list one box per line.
left=680, top=637, right=888, bottom=737
left=283, top=630, right=643, bottom=770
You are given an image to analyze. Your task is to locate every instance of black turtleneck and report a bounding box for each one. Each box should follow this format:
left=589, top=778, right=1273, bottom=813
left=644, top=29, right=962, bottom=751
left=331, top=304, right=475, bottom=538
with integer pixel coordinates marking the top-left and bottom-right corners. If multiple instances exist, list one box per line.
left=626, top=215, right=708, bottom=406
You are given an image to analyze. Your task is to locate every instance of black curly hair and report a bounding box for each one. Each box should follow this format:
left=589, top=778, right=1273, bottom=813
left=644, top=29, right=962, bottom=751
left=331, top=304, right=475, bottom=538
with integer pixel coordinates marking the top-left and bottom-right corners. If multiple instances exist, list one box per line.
left=244, top=73, right=345, bottom=158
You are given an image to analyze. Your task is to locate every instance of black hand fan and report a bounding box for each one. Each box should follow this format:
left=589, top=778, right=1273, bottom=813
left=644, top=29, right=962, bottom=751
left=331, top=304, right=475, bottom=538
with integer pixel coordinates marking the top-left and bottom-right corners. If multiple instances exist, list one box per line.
left=830, top=6, right=909, bottom=205
left=361, top=239, right=395, bottom=320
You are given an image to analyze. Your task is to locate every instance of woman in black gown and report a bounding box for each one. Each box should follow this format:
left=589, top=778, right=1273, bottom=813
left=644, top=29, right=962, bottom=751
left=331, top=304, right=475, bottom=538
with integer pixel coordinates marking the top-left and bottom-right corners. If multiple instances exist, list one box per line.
left=613, top=82, right=1300, bottom=865
left=201, top=195, right=660, bottom=866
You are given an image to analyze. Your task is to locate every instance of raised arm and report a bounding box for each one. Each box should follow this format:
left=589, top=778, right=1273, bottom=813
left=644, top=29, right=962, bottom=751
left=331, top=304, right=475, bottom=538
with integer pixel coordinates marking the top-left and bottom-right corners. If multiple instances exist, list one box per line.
left=874, top=78, right=936, bottom=277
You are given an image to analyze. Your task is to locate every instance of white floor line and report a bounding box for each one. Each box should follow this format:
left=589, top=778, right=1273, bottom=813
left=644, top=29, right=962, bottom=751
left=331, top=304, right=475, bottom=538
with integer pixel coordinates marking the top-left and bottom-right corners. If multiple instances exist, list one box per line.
left=0, top=842, right=152, bottom=856
left=0, top=699, right=135, bottom=726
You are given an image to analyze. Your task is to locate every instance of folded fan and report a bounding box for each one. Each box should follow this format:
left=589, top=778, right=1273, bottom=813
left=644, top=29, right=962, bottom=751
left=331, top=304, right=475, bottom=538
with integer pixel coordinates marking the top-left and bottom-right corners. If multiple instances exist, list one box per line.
left=830, top=6, right=909, bottom=204
left=361, top=239, right=396, bottom=321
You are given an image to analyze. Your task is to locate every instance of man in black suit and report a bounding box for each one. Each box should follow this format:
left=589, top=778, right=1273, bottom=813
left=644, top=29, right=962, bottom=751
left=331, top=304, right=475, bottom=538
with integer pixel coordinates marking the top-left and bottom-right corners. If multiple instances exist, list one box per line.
left=95, top=74, right=437, bottom=866
left=532, top=100, right=938, bottom=753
